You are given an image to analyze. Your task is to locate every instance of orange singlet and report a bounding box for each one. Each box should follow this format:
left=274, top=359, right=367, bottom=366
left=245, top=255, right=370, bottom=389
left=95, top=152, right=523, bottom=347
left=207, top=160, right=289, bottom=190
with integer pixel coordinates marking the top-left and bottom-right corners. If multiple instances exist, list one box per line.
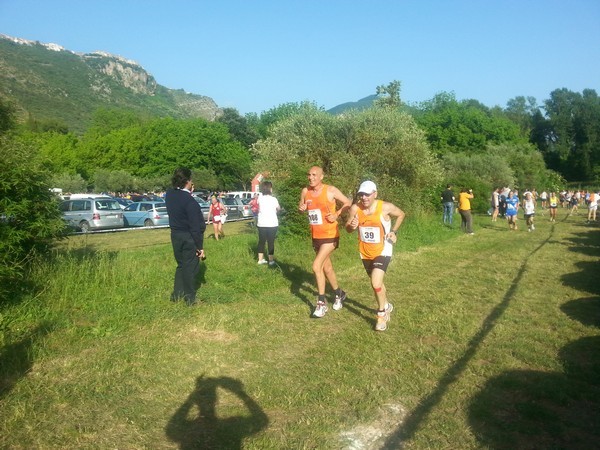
left=306, top=184, right=338, bottom=239
left=356, top=200, right=392, bottom=260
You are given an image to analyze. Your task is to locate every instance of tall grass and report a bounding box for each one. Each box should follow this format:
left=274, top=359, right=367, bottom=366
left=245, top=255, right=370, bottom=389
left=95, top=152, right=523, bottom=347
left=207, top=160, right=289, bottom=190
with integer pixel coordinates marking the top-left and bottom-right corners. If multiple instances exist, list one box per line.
left=1, top=212, right=599, bottom=448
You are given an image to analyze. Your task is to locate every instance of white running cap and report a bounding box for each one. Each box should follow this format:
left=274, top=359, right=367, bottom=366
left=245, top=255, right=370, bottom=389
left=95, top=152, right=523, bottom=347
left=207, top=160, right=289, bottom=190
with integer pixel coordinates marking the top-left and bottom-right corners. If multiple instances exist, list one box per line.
left=357, top=181, right=377, bottom=195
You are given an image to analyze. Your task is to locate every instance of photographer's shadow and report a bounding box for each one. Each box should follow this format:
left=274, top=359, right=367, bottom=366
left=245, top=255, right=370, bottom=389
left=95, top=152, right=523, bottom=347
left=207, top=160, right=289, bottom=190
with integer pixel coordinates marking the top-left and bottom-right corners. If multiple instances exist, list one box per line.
left=166, top=376, right=268, bottom=450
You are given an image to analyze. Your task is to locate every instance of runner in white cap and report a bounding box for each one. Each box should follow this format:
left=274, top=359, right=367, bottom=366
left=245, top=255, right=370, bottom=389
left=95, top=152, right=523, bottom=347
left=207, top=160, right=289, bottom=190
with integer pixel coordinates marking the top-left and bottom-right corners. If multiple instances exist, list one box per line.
left=345, top=181, right=405, bottom=331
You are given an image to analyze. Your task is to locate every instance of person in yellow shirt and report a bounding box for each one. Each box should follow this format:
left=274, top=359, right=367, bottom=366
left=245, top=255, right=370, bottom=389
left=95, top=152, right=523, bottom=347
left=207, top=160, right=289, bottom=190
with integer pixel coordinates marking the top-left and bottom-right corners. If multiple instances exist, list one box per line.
left=458, top=188, right=474, bottom=235
left=549, top=192, right=559, bottom=222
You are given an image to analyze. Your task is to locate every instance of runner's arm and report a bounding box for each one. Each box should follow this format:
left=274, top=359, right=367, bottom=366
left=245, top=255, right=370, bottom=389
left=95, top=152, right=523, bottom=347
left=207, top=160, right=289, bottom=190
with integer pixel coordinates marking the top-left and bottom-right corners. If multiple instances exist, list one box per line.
left=345, top=204, right=360, bottom=232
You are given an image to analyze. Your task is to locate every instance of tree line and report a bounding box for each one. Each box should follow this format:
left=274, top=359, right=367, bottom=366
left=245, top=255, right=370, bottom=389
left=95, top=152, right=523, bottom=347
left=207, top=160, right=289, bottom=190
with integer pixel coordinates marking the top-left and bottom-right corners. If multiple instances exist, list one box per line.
left=1, top=83, right=598, bottom=300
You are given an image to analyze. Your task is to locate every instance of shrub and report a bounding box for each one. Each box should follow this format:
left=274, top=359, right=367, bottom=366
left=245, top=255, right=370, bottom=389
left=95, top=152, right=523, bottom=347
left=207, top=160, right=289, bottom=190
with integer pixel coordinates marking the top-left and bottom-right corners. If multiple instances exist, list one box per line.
left=0, top=136, right=66, bottom=302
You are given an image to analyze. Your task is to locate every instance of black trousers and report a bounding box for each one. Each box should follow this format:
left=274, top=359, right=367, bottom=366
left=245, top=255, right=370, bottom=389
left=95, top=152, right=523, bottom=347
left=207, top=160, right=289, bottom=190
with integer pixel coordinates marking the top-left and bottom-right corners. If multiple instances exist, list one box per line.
left=170, top=231, right=199, bottom=305
left=257, top=226, right=278, bottom=256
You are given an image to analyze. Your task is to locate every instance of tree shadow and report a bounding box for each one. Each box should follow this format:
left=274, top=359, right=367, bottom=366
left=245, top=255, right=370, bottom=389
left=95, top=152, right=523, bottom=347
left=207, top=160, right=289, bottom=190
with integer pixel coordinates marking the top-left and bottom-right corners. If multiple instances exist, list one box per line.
left=469, top=225, right=600, bottom=449
left=561, top=297, right=600, bottom=328
left=383, top=231, right=554, bottom=448
left=561, top=261, right=600, bottom=297
left=0, top=321, right=54, bottom=399
left=468, top=336, right=600, bottom=449
left=165, top=375, right=269, bottom=450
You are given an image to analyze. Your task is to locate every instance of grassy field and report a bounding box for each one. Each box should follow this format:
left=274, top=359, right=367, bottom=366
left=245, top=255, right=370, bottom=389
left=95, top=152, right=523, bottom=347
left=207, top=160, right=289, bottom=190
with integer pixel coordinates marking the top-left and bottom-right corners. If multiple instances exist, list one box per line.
left=1, top=210, right=599, bottom=449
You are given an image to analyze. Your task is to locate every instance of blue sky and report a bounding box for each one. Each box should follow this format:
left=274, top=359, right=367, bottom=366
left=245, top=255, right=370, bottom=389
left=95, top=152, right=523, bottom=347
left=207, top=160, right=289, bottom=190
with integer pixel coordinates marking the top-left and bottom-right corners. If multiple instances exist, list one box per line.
left=1, top=0, right=599, bottom=114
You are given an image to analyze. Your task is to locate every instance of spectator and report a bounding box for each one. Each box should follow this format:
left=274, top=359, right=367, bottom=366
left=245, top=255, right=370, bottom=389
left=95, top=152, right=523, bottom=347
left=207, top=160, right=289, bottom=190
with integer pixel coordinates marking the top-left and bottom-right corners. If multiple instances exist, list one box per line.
left=458, top=188, right=474, bottom=235
left=256, top=182, right=280, bottom=266
left=165, top=167, right=206, bottom=306
left=441, top=184, right=455, bottom=226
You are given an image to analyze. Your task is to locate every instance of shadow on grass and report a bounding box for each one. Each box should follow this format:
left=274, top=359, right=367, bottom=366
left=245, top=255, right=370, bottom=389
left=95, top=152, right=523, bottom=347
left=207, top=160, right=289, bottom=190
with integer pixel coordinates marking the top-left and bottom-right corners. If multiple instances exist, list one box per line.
left=276, top=261, right=317, bottom=314
left=383, top=225, right=555, bottom=448
left=343, top=298, right=377, bottom=329
left=561, top=297, right=600, bottom=328
left=165, top=375, right=268, bottom=450
left=468, top=224, right=600, bottom=449
left=468, top=336, right=600, bottom=449
left=0, top=321, right=53, bottom=399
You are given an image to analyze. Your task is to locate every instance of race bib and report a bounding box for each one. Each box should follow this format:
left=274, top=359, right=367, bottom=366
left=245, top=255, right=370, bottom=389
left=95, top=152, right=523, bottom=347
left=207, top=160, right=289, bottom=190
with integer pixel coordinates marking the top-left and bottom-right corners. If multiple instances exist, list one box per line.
left=359, top=226, right=381, bottom=244
left=308, top=209, right=323, bottom=225
left=213, top=215, right=221, bottom=222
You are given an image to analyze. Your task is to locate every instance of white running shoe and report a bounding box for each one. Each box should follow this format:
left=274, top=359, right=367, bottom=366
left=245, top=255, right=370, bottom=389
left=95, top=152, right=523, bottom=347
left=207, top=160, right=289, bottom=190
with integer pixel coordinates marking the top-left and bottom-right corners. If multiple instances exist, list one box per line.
left=313, top=301, right=328, bottom=318
left=257, top=259, right=268, bottom=265
left=332, top=290, right=346, bottom=311
left=375, top=302, right=394, bottom=331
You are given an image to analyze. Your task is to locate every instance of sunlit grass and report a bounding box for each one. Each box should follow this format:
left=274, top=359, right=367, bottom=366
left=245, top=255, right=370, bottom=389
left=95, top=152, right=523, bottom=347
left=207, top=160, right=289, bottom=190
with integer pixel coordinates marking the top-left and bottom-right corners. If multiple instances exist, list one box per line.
left=1, top=211, right=598, bottom=448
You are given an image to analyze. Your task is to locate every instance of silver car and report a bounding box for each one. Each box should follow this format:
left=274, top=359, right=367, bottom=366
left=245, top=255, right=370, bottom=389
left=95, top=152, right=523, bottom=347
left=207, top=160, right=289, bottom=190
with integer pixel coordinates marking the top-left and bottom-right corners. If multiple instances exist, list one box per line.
left=60, top=198, right=124, bottom=232
left=194, top=197, right=211, bottom=222
left=123, top=201, right=169, bottom=227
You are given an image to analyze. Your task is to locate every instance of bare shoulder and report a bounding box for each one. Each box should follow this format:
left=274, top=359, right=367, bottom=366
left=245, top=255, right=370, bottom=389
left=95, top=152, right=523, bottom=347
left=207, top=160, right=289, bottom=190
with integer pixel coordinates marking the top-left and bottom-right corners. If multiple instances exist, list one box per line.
left=382, top=201, right=404, bottom=216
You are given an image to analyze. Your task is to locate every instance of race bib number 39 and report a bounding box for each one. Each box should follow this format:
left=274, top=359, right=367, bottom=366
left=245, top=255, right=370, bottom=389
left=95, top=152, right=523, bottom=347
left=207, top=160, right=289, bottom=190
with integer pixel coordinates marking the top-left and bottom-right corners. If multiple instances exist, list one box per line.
left=359, top=226, right=381, bottom=244
left=308, top=209, right=323, bottom=225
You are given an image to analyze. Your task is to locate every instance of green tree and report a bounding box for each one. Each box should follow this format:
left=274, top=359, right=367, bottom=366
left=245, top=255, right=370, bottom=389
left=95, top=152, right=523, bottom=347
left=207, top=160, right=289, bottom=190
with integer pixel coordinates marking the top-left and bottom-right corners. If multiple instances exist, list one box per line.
left=414, top=92, right=525, bottom=155
left=253, top=105, right=442, bottom=232
left=0, top=98, right=16, bottom=134
left=542, top=88, right=600, bottom=181
left=0, top=135, right=65, bottom=301
left=217, top=107, right=260, bottom=148
left=375, top=80, right=402, bottom=109
left=51, top=172, right=88, bottom=193
left=93, top=169, right=136, bottom=193
left=504, top=96, right=539, bottom=137
left=250, top=101, right=322, bottom=139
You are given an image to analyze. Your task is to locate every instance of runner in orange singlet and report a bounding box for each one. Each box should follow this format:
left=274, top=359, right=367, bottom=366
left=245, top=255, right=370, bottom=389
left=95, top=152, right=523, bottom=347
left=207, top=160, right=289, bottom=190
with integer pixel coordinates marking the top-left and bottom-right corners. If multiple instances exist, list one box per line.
left=298, top=166, right=351, bottom=318
left=346, top=181, right=405, bottom=331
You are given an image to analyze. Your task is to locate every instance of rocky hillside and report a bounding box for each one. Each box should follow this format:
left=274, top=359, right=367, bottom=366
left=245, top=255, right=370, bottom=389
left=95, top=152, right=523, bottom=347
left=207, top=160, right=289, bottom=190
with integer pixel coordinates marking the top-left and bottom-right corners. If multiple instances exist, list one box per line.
left=0, top=34, right=222, bottom=133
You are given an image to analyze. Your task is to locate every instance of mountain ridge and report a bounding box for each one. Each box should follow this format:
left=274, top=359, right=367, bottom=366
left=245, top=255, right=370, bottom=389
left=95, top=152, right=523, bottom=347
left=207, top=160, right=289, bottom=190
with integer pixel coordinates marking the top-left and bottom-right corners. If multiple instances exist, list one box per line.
left=0, top=34, right=222, bottom=133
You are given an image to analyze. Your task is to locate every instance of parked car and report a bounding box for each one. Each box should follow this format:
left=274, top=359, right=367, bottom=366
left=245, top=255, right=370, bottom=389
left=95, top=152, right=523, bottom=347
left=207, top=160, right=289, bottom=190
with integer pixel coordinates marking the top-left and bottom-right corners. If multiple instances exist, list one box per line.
left=192, top=189, right=210, bottom=200
left=113, top=197, right=133, bottom=210
left=193, top=197, right=211, bottom=222
left=123, top=201, right=169, bottom=227
left=221, top=197, right=245, bottom=220
left=240, top=198, right=254, bottom=218
left=227, top=191, right=255, bottom=200
left=60, top=197, right=124, bottom=232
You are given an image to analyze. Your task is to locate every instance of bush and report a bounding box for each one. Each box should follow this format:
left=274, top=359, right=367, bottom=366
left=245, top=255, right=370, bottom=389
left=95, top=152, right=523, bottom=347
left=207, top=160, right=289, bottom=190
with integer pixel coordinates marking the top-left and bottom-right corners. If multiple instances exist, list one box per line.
left=252, top=106, right=443, bottom=216
left=0, top=136, right=66, bottom=302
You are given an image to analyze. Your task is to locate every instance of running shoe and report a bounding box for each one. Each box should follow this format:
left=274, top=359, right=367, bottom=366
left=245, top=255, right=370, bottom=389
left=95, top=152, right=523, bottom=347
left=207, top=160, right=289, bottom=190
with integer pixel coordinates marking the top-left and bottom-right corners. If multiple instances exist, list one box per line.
left=268, top=260, right=276, bottom=267
left=313, top=301, right=328, bottom=318
left=332, top=290, right=347, bottom=311
left=257, top=259, right=268, bottom=265
left=375, top=302, right=394, bottom=331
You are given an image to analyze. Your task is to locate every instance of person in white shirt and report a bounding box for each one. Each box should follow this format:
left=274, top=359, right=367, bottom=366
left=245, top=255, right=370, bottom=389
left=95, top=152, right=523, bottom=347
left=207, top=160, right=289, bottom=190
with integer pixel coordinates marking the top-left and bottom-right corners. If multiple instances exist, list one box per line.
left=523, top=191, right=536, bottom=232
left=588, top=191, right=598, bottom=222
left=256, top=181, right=281, bottom=266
